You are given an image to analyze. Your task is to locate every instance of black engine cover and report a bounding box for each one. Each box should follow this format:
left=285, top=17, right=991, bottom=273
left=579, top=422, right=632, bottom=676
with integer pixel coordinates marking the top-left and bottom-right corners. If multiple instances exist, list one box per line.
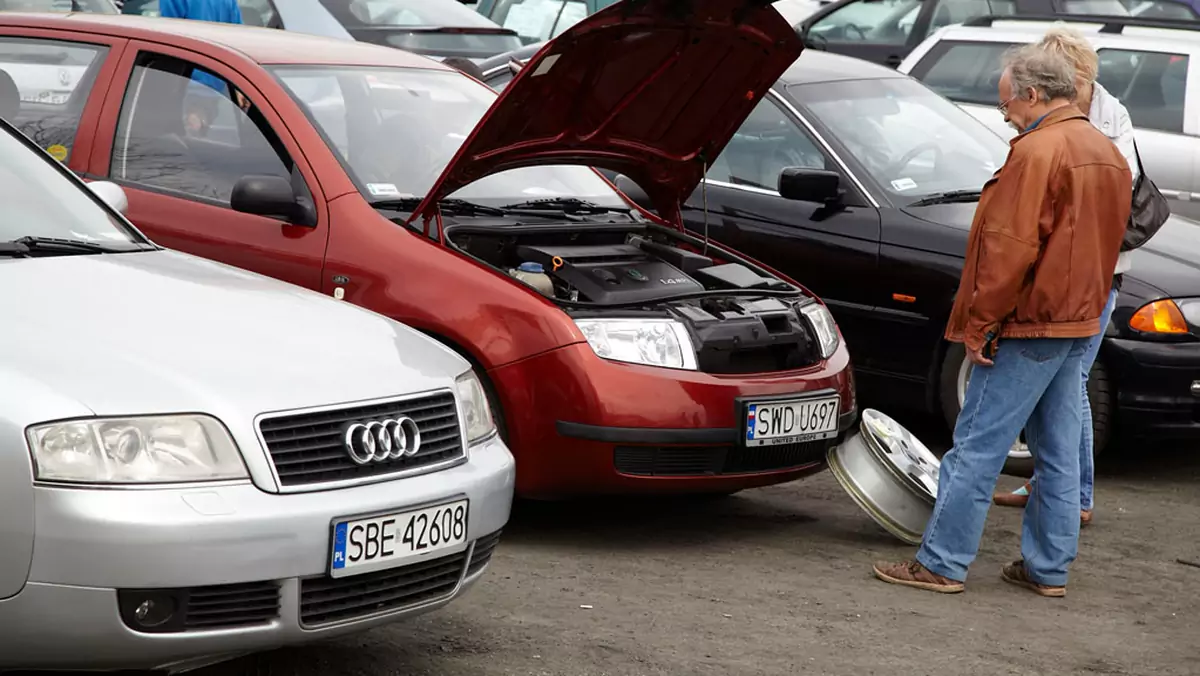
left=515, top=243, right=704, bottom=305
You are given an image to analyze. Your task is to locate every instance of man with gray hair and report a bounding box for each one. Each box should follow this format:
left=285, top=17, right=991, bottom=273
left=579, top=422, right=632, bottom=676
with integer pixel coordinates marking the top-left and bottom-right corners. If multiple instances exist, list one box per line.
left=873, top=44, right=1131, bottom=597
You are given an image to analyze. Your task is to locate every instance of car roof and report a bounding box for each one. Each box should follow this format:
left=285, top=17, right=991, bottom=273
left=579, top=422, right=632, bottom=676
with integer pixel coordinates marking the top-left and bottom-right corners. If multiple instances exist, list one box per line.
left=930, top=20, right=1200, bottom=52
left=0, top=12, right=453, bottom=68
left=776, top=49, right=907, bottom=86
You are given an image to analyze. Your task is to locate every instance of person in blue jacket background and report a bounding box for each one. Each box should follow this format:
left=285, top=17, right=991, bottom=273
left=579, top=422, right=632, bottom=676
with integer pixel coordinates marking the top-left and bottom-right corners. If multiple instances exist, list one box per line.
left=157, top=0, right=244, bottom=137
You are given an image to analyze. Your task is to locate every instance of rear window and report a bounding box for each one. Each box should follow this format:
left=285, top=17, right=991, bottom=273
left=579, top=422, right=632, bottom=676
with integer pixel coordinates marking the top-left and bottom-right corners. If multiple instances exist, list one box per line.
left=908, top=39, right=1018, bottom=106
left=1097, top=48, right=1189, bottom=133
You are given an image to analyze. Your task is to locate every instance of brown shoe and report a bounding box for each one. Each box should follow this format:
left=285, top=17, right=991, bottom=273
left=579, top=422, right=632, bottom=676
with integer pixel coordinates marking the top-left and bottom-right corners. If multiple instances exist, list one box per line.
left=1081, top=509, right=1093, bottom=527
left=993, top=481, right=1031, bottom=508
left=1000, top=560, right=1066, bottom=597
left=873, top=560, right=964, bottom=594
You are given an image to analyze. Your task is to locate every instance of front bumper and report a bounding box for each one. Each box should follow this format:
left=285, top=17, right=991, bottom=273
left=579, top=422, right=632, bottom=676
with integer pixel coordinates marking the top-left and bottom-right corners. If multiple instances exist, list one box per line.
left=1104, top=338, right=1200, bottom=438
left=0, top=435, right=515, bottom=672
left=490, top=341, right=856, bottom=498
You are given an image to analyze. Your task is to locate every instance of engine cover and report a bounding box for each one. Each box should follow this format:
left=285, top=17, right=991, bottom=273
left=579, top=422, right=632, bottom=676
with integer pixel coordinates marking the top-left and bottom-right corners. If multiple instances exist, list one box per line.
left=515, top=243, right=704, bottom=305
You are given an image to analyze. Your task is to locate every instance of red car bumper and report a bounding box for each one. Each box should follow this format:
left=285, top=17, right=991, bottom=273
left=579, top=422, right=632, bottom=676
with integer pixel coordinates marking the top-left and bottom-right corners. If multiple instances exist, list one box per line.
left=488, top=341, right=856, bottom=498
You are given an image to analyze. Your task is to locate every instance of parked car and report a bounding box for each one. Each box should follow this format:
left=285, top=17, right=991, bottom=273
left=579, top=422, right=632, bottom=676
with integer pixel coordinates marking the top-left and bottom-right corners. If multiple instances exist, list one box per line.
left=794, top=0, right=1199, bottom=68
left=474, top=0, right=615, bottom=44
left=486, top=47, right=1200, bottom=474
left=898, top=14, right=1200, bottom=221
left=121, top=0, right=523, bottom=60
left=0, top=0, right=859, bottom=498
left=0, top=113, right=514, bottom=670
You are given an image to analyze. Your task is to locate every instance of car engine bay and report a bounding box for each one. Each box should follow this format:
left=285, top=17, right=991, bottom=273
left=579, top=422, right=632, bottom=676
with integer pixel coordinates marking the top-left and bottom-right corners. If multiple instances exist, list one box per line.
left=445, top=224, right=832, bottom=374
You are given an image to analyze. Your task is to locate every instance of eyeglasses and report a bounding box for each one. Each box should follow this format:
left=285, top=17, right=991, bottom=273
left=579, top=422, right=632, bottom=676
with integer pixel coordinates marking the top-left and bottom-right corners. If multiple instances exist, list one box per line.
left=997, top=95, right=1017, bottom=112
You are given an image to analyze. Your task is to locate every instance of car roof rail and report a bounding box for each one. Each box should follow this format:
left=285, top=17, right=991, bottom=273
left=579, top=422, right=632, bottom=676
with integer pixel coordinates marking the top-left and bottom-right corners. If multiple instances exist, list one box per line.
left=960, top=13, right=1200, bottom=34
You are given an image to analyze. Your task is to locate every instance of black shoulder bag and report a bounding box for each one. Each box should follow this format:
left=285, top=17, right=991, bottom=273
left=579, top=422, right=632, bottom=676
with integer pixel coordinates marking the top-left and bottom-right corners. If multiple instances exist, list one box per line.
left=1122, top=139, right=1171, bottom=252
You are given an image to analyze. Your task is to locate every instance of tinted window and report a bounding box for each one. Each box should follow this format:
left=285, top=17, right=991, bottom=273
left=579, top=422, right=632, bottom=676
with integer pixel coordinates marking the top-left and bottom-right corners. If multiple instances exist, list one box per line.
left=707, top=98, right=832, bottom=192
left=1097, top=49, right=1189, bottom=133
left=909, top=40, right=1017, bottom=105
left=0, top=125, right=142, bottom=245
left=808, top=0, right=922, bottom=46
left=0, top=37, right=108, bottom=164
left=928, top=0, right=1015, bottom=30
left=112, top=54, right=294, bottom=204
left=490, top=0, right=590, bottom=43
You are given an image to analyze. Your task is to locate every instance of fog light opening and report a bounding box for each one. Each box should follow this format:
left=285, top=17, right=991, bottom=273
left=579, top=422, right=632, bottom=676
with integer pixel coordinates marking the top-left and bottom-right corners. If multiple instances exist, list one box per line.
left=118, top=589, right=183, bottom=633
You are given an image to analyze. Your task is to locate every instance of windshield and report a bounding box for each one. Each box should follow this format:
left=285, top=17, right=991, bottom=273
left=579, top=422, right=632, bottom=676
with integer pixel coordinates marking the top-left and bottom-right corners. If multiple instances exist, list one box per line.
left=0, top=0, right=117, bottom=12
left=271, top=65, right=628, bottom=208
left=317, top=0, right=522, bottom=56
left=788, top=77, right=1007, bottom=204
left=0, top=124, right=142, bottom=245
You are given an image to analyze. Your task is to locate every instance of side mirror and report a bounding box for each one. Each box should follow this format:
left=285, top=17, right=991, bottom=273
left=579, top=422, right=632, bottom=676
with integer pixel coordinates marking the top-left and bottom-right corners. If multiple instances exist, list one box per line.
left=614, top=173, right=654, bottom=211
left=778, top=167, right=842, bottom=205
left=231, top=175, right=315, bottom=226
left=88, top=180, right=129, bottom=215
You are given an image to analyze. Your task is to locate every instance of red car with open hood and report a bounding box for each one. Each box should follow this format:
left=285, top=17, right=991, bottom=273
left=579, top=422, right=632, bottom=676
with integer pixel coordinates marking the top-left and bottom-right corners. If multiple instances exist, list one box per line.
left=1, top=0, right=856, bottom=497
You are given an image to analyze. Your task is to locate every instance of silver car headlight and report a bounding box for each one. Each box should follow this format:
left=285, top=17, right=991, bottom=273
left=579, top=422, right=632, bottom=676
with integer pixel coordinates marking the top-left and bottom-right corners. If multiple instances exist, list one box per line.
left=27, top=415, right=247, bottom=484
left=574, top=318, right=698, bottom=370
left=455, top=370, right=497, bottom=444
left=800, top=302, right=840, bottom=359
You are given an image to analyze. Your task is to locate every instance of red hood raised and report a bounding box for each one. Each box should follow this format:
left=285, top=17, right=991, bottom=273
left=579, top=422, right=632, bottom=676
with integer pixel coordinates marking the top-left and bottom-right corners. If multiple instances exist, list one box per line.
left=409, top=0, right=803, bottom=226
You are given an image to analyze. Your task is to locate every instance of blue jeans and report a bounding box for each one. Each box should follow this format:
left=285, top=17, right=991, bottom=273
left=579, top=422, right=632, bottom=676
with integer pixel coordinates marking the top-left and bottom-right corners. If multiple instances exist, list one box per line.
left=1027, top=286, right=1120, bottom=510
left=917, top=336, right=1091, bottom=587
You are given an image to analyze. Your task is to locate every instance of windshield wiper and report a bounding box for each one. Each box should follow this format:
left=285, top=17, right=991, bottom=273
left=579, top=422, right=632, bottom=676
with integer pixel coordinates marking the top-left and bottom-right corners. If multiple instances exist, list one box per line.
left=0, top=236, right=144, bottom=256
left=369, top=197, right=507, bottom=217
left=907, top=190, right=983, bottom=207
left=500, top=197, right=615, bottom=215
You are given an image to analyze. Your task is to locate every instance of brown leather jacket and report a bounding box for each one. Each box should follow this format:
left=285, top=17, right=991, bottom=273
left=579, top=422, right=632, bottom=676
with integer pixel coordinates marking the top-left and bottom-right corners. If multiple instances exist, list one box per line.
left=945, top=105, right=1132, bottom=354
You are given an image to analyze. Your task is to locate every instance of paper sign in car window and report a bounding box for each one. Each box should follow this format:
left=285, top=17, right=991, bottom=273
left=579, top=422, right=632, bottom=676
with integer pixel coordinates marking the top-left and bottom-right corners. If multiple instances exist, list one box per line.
left=891, top=178, right=917, bottom=191
left=367, top=183, right=402, bottom=197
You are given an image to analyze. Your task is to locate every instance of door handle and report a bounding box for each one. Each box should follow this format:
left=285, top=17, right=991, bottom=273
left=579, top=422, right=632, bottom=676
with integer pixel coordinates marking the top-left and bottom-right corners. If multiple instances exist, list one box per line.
left=885, top=54, right=902, bottom=68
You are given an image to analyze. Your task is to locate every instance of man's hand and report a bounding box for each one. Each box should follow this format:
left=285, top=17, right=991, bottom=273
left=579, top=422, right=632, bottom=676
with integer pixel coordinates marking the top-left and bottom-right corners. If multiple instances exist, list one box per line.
left=967, top=344, right=994, bottom=367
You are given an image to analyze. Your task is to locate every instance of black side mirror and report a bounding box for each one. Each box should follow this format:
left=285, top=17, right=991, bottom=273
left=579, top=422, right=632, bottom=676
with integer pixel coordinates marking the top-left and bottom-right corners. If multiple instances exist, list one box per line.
left=778, top=167, right=842, bottom=205
left=231, top=175, right=316, bottom=227
left=614, top=173, right=654, bottom=211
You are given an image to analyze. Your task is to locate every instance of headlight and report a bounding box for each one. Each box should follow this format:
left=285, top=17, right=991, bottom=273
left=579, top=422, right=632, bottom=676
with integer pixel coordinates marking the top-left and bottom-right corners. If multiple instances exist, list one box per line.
left=455, top=370, right=497, bottom=444
left=801, top=302, right=840, bottom=359
left=1176, top=298, right=1200, bottom=330
left=1129, top=299, right=1194, bottom=335
left=574, top=318, right=697, bottom=370
left=27, top=415, right=246, bottom=484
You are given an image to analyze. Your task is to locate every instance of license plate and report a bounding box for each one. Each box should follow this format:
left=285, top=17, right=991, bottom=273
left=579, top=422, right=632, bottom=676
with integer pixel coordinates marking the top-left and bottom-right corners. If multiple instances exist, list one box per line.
left=330, top=499, right=469, bottom=578
left=744, top=395, right=840, bottom=447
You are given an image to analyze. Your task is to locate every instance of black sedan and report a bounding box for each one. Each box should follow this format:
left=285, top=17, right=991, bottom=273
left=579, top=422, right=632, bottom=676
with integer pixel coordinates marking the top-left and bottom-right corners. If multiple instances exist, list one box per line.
left=480, top=45, right=1200, bottom=475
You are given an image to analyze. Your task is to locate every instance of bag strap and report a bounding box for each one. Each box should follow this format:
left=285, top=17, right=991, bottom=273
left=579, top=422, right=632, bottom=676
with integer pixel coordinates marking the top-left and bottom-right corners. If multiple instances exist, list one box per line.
left=1131, top=137, right=1147, bottom=185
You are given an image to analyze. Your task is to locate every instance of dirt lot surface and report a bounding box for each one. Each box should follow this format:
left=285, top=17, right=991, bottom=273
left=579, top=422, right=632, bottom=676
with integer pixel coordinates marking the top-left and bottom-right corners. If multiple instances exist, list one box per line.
left=195, top=413, right=1199, bottom=676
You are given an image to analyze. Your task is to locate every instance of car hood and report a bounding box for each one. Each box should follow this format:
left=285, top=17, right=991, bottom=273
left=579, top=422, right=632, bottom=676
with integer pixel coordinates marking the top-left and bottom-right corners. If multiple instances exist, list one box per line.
left=409, top=0, right=803, bottom=226
left=0, top=251, right=468, bottom=426
left=902, top=202, right=1200, bottom=297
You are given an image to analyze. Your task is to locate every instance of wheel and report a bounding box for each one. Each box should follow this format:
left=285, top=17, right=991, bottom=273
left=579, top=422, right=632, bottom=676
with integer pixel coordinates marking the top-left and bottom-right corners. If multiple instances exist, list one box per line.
left=937, top=343, right=1114, bottom=478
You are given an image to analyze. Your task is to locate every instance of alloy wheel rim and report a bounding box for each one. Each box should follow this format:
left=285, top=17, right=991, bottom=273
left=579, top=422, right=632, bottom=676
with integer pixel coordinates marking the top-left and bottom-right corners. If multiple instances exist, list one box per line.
left=956, top=356, right=1033, bottom=460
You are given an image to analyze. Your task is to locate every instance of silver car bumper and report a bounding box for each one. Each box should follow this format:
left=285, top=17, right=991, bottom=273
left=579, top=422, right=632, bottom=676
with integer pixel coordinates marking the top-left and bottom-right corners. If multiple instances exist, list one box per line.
left=0, top=435, right=515, bottom=671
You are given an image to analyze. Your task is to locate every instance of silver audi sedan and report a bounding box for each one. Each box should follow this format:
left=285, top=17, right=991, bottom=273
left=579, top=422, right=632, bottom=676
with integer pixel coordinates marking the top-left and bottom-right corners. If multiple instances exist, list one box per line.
left=0, top=118, right=515, bottom=672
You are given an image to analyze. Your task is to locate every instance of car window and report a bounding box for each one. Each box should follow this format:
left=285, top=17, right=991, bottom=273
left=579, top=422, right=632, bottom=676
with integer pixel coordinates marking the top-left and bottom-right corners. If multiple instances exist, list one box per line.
left=489, top=0, right=590, bottom=43
left=0, top=37, right=108, bottom=164
left=111, top=54, right=295, bottom=205
left=707, top=97, right=832, bottom=193
left=928, top=0, right=1016, bottom=31
left=0, top=124, right=143, bottom=245
left=1125, top=0, right=1199, bottom=18
left=0, top=0, right=117, bottom=12
left=808, top=0, right=923, bottom=46
left=1097, top=48, right=1188, bottom=134
left=908, top=39, right=1017, bottom=106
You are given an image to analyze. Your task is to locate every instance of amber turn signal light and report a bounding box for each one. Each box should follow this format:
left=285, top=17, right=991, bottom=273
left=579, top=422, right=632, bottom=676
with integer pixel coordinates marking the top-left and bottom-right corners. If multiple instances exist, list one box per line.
left=1129, top=300, right=1190, bottom=334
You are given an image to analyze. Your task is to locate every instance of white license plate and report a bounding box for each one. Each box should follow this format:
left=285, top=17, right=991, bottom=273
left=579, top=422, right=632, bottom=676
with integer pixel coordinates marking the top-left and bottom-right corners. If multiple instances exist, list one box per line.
left=744, top=396, right=840, bottom=446
left=329, top=499, right=469, bottom=578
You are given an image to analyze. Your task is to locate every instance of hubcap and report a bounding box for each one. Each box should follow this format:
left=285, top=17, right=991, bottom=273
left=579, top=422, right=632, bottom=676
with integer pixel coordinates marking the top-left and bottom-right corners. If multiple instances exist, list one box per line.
left=956, top=356, right=1032, bottom=460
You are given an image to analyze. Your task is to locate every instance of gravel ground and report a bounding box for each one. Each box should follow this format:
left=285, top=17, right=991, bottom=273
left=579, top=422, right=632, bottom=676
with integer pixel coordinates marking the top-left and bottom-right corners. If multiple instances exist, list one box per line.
left=193, top=413, right=1199, bottom=676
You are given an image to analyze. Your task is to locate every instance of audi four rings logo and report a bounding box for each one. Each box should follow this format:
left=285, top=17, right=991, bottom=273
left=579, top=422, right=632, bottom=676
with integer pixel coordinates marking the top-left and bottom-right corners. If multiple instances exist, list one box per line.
left=343, top=417, right=422, bottom=465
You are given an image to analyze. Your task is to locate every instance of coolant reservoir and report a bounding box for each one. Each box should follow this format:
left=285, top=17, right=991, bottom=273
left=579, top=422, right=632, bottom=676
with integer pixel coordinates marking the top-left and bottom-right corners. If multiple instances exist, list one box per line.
left=509, top=262, right=555, bottom=297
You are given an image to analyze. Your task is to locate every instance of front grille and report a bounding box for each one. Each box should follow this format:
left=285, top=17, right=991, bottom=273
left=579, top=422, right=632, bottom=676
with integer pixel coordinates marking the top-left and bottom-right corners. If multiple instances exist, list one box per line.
left=614, top=440, right=831, bottom=477
left=467, top=530, right=503, bottom=576
left=184, top=581, right=280, bottom=630
left=258, top=391, right=464, bottom=488
left=299, top=551, right=466, bottom=627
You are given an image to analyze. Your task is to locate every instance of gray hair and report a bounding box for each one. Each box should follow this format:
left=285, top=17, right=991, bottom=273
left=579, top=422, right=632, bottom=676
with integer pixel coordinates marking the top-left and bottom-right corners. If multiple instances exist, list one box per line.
left=1002, top=43, right=1077, bottom=103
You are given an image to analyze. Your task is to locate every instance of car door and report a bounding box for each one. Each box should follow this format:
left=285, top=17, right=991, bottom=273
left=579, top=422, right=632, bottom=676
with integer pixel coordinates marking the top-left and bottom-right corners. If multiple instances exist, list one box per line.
left=679, top=92, right=884, bottom=370
left=0, top=29, right=126, bottom=176
left=88, top=43, right=329, bottom=290
left=800, top=0, right=935, bottom=68
left=1094, top=45, right=1200, bottom=220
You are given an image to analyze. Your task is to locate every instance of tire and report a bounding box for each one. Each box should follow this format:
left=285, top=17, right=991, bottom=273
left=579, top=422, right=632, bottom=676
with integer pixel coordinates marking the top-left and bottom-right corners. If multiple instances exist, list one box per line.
left=937, top=343, right=1114, bottom=478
